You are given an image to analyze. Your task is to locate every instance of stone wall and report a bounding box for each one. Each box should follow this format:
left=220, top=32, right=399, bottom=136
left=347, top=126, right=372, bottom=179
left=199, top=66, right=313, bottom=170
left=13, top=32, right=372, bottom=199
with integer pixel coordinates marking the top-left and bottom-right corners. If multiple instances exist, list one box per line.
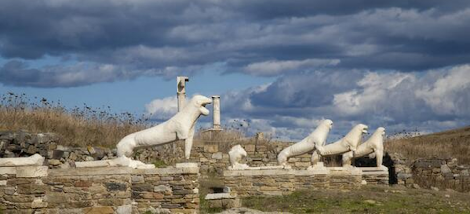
left=411, top=158, right=470, bottom=192
left=0, top=130, right=185, bottom=169
left=0, top=165, right=199, bottom=214
left=223, top=167, right=362, bottom=197
left=190, top=140, right=333, bottom=176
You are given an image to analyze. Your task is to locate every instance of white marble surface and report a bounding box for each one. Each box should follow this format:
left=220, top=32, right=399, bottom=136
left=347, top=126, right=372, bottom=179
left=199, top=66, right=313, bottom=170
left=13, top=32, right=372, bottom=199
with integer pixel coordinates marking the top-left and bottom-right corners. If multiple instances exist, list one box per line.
left=343, top=127, right=386, bottom=167
left=277, top=119, right=333, bottom=166
left=117, top=95, right=211, bottom=159
left=0, top=154, right=45, bottom=167
left=75, top=156, right=155, bottom=169
left=228, top=145, right=249, bottom=169
left=312, top=124, right=368, bottom=165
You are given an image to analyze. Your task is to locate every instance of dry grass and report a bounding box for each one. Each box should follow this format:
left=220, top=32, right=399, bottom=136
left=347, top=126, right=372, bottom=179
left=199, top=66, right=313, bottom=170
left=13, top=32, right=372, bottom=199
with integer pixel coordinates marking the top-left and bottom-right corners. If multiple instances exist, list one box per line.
left=0, top=92, right=147, bottom=148
left=385, top=126, right=470, bottom=164
left=2, top=92, right=470, bottom=163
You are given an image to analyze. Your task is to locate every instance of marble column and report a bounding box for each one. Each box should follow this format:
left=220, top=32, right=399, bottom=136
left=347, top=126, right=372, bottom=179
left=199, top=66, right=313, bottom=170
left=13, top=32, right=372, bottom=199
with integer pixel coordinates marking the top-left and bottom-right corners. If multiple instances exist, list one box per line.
left=177, top=76, right=189, bottom=112
left=212, top=95, right=221, bottom=130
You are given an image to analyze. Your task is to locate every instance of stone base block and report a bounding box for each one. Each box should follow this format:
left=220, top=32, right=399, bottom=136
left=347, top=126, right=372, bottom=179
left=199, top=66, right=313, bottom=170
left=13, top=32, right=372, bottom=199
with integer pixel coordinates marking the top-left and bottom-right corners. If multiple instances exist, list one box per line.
left=75, top=156, right=155, bottom=169
left=16, top=166, right=48, bottom=177
left=205, top=193, right=240, bottom=210
left=358, top=167, right=389, bottom=185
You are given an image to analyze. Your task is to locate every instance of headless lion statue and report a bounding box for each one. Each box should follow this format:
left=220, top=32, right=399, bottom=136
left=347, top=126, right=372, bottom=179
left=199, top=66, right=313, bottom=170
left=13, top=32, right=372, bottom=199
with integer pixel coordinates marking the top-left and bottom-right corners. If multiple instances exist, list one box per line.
left=117, top=95, right=212, bottom=159
left=312, top=124, right=368, bottom=165
left=228, top=145, right=249, bottom=169
left=278, top=119, right=333, bottom=167
left=342, top=127, right=385, bottom=168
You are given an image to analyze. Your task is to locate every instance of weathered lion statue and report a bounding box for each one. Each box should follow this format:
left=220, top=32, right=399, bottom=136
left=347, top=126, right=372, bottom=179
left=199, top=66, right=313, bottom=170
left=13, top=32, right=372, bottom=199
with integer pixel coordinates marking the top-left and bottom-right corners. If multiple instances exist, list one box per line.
left=342, top=127, right=386, bottom=168
left=278, top=119, right=333, bottom=167
left=228, top=145, right=249, bottom=169
left=312, top=124, right=368, bottom=165
left=117, top=95, right=212, bottom=159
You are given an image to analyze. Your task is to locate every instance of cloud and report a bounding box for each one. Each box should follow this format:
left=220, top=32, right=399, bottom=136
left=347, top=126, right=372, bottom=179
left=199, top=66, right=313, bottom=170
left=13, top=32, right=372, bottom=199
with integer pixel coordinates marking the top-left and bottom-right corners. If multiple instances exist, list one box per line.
left=243, top=58, right=340, bottom=76
left=0, top=59, right=206, bottom=87
left=0, top=60, right=140, bottom=87
left=212, top=65, right=470, bottom=140
left=416, top=65, right=470, bottom=116
left=145, top=96, right=178, bottom=120
left=2, top=1, right=470, bottom=86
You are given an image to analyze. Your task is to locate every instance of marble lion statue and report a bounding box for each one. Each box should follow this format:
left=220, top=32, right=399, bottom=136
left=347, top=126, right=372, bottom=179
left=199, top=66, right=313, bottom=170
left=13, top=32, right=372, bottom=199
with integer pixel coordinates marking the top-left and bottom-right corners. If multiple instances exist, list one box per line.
left=277, top=119, right=333, bottom=167
left=342, top=127, right=386, bottom=168
left=228, top=145, right=249, bottom=169
left=117, top=95, right=212, bottom=159
left=312, top=124, right=368, bottom=165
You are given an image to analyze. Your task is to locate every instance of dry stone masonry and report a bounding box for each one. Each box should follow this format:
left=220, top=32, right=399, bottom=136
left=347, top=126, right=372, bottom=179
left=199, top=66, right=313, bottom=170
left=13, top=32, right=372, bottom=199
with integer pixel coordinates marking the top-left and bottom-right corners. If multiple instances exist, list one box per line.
left=223, top=167, right=362, bottom=197
left=0, top=164, right=200, bottom=213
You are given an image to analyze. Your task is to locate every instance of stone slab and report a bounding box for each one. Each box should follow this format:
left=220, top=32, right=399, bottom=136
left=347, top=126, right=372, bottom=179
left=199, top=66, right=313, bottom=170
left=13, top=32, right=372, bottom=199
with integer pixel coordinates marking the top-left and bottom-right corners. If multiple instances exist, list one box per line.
left=205, top=193, right=236, bottom=200
left=0, top=154, right=45, bottom=167
left=49, top=167, right=134, bottom=176
left=75, top=157, right=155, bottom=169
left=176, top=162, right=198, bottom=168
left=0, top=167, right=17, bottom=175
left=16, top=166, right=48, bottom=177
left=329, top=167, right=362, bottom=176
left=224, top=169, right=294, bottom=176
left=295, top=169, right=329, bottom=176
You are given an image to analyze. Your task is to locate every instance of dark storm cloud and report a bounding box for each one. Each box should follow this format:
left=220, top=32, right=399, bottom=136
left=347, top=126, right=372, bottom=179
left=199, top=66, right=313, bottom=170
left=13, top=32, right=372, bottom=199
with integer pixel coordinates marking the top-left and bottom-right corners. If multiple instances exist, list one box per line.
left=1, top=0, right=470, bottom=87
left=215, top=68, right=470, bottom=140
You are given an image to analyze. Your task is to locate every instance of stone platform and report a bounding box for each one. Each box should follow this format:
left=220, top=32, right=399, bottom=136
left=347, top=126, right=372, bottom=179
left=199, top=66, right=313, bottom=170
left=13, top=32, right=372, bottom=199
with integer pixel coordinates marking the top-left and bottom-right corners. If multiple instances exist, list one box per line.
left=358, top=166, right=389, bottom=185
left=0, top=164, right=200, bottom=214
left=223, top=165, right=364, bottom=197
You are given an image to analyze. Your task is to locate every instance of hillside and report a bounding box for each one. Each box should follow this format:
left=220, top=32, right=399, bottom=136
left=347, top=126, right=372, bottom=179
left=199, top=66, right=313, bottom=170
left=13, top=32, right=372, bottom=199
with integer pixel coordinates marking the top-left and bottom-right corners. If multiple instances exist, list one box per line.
left=386, top=126, right=470, bottom=164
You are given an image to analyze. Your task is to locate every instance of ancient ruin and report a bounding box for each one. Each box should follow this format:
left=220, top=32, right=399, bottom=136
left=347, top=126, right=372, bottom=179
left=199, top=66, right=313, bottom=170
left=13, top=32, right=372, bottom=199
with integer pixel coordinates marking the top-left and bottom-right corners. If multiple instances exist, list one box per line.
left=228, top=145, right=249, bottom=169
left=342, top=127, right=386, bottom=168
left=117, top=95, right=212, bottom=160
left=312, top=124, right=368, bottom=166
left=176, top=76, right=189, bottom=112
left=211, top=95, right=222, bottom=130
left=0, top=77, right=395, bottom=213
left=277, top=119, right=333, bottom=167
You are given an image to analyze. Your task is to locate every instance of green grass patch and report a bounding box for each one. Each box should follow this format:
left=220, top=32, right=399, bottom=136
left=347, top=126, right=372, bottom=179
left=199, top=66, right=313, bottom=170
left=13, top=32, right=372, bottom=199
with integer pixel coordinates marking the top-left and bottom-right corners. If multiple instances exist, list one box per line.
left=242, top=186, right=470, bottom=213
left=152, top=160, right=167, bottom=168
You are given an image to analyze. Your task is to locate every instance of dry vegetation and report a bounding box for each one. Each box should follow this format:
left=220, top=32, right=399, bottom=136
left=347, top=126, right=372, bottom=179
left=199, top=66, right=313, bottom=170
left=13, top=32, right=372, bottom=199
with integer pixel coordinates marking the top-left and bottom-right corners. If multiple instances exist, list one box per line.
left=2, top=92, right=470, bottom=164
left=385, top=126, right=470, bottom=164
left=0, top=92, right=147, bottom=148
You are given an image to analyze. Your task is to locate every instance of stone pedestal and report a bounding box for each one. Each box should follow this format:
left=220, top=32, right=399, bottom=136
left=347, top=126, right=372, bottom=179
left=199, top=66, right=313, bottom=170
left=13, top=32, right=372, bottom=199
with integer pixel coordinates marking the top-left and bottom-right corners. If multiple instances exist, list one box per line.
left=307, top=162, right=330, bottom=174
left=358, top=166, right=389, bottom=185
left=205, top=192, right=240, bottom=209
left=224, top=164, right=365, bottom=197
left=0, top=165, right=200, bottom=213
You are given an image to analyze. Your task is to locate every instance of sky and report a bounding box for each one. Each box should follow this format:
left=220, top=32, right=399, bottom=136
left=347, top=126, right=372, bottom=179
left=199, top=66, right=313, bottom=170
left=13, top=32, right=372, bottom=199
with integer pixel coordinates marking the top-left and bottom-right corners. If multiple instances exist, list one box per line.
left=1, top=0, right=470, bottom=141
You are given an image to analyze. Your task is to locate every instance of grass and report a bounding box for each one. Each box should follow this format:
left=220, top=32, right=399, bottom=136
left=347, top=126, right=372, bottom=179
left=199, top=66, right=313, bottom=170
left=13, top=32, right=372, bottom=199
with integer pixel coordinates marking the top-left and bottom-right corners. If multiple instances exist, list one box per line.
left=152, top=160, right=168, bottom=168
left=385, top=126, right=470, bottom=164
left=0, top=92, right=147, bottom=148
left=241, top=185, right=470, bottom=213
left=2, top=92, right=470, bottom=166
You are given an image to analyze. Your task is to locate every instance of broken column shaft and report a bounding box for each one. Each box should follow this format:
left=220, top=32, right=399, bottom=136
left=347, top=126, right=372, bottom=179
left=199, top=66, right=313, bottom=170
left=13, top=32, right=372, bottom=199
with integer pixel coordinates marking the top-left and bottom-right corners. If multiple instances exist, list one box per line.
left=212, top=95, right=222, bottom=130
left=176, top=76, right=189, bottom=112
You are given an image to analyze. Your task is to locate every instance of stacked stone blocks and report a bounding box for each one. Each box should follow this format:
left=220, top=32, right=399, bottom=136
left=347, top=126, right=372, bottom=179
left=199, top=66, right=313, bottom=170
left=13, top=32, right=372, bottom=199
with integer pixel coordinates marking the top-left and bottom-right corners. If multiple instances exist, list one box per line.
left=0, top=165, right=199, bottom=214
